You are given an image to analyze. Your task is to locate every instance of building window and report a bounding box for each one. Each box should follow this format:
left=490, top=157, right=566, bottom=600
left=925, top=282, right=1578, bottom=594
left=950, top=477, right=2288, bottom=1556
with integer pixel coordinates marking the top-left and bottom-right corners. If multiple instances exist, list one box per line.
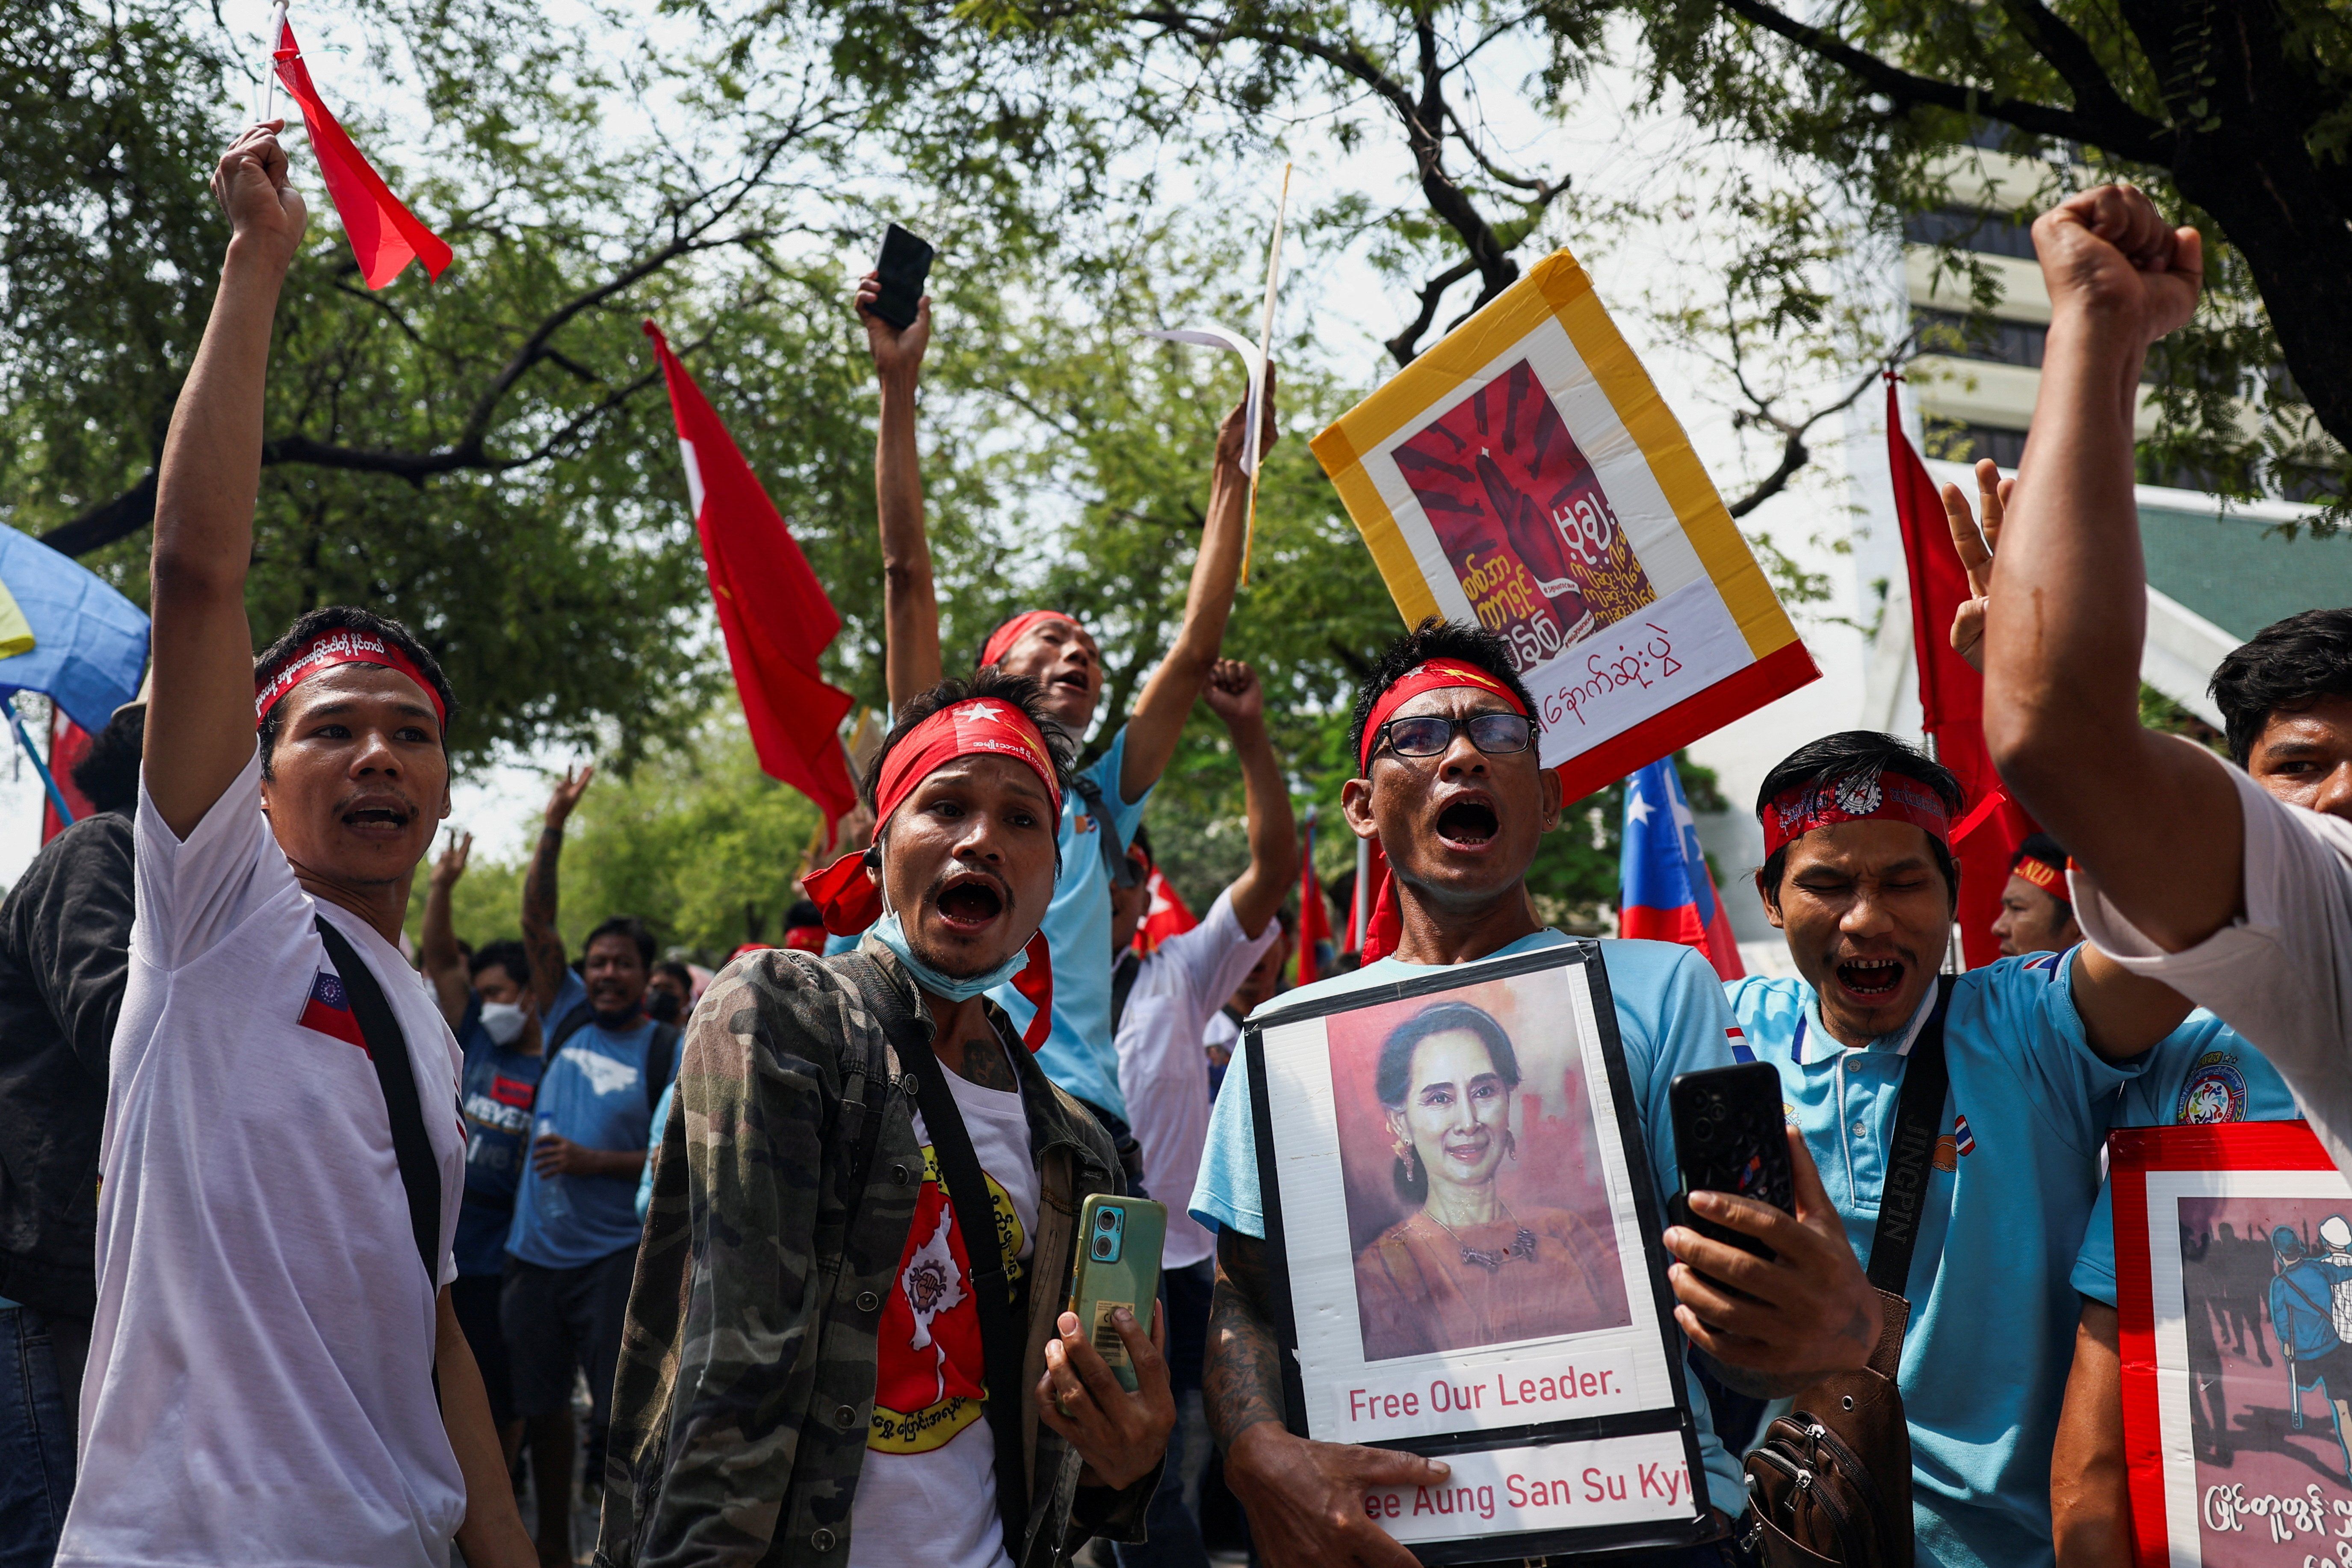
left=1912, top=308, right=2045, bottom=369
left=1924, top=419, right=2029, bottom=468
left=1903, top=206, right=2039, bottom=261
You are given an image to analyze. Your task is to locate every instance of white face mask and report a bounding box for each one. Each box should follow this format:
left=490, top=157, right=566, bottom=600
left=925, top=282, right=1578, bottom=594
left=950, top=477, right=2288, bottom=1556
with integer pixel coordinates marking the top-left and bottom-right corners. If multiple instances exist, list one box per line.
left=479, top=1000, right=526, bottom=1046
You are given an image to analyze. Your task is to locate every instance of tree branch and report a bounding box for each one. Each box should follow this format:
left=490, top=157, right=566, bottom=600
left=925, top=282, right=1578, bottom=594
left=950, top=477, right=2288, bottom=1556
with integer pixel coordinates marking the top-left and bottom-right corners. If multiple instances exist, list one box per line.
left=1386, top=256, right=1479, bottom=365
left=38, top=469, right=157, bottom=557
left=1723, top=363, right=1885, bottom=517
left=1990, top=0, right=2168, bottom=148
left=1710, top=0, right=2171, bottom=164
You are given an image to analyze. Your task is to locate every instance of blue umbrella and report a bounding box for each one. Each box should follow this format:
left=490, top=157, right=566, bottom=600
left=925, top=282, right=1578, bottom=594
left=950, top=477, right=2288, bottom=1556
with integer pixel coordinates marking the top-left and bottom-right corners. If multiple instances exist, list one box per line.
left=0, top=528, right=150, bottom=732
left=0, top=528, right=151, bottom=826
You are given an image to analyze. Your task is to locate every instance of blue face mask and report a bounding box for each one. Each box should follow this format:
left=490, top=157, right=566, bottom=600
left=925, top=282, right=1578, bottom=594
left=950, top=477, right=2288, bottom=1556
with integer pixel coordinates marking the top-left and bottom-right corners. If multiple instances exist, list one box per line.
left=870, top=912, right=1031, bottom=1001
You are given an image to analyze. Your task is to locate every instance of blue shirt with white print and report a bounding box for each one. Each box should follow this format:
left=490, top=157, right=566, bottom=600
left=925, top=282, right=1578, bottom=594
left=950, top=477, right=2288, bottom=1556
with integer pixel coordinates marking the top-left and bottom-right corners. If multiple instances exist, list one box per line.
left=1727, top=951, right=2149, bottom=1568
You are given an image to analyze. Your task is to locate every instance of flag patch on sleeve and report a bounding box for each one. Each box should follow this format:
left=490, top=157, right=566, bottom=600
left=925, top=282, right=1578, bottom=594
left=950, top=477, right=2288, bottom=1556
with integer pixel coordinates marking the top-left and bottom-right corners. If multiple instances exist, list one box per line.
left=299, top=972, right=370, bottom=1054
left=1953, top=1113, right=1976, bottom=1157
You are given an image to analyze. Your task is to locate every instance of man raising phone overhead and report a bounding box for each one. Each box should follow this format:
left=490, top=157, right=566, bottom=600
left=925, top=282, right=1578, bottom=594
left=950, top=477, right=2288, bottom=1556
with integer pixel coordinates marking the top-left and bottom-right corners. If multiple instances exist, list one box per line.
left=858, top=268, right=1270, bottom=1148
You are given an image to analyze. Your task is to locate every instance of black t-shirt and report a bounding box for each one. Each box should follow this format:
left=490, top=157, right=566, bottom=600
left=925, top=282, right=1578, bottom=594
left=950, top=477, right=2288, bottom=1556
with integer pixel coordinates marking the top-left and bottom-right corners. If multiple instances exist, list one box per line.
left=0, top=808, right=134, bottom=1318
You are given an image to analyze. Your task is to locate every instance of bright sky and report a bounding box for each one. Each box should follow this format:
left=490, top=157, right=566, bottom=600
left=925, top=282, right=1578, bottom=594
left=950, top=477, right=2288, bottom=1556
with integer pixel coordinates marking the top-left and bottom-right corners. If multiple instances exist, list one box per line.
left=0, top=6, right=1885, bottom=885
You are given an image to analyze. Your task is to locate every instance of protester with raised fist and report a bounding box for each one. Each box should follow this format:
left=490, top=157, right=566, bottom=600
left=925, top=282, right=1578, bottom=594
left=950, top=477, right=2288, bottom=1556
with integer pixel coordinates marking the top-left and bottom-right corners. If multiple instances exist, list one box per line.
left=1979, top=186, right=2352, bottom=1186
left=54, top=125, right=530, bottom=1568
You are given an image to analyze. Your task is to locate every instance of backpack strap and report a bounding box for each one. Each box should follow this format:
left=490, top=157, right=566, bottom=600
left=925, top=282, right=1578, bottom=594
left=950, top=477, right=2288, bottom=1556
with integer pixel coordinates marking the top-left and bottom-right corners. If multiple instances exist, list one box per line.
left=643, top=1022, right=680, bottom=1112
left=847, top=950, right=1028, bottom=1559
left=1109, top=950, right=1141, bottom=1037
left=546, top=997, right=594, bottom=1061
left=315, top=916, right=442, bottom=1291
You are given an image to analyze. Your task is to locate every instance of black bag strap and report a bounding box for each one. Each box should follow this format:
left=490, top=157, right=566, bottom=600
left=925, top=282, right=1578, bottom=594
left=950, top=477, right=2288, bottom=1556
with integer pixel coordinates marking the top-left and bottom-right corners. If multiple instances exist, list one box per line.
left=851, top=952, right=1028, bottom=1559
left=546, top=997, right=594, bottom=1058
left=1865, top=975, right=1957, bottom=1298
left=314, top=916, right=441, bottom=1290
left=643, top=1023, right=679, bottom=1112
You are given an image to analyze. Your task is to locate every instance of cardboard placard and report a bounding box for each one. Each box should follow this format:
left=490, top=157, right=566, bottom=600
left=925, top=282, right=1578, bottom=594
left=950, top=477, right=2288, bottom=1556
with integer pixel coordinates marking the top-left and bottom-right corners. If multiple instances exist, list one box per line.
left=1312, top=248, right=1816, bottom=797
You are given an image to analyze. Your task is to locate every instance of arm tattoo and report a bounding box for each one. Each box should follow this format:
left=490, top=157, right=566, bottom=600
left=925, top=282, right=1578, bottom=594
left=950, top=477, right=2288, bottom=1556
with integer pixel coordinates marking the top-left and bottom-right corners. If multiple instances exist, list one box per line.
left=1205, top=1233, right=1287, bottom=1453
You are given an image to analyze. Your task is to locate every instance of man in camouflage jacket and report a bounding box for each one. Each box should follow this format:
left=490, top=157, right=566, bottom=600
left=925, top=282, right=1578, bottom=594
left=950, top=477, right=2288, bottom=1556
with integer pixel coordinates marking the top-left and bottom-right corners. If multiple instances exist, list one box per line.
left=597, top=672, right=1170, bottom=1568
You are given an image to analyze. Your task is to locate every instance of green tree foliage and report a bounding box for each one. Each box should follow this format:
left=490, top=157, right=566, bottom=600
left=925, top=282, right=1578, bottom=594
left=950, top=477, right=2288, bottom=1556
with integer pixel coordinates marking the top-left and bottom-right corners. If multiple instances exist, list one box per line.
left=1616, top=0, right=2352, bottom=512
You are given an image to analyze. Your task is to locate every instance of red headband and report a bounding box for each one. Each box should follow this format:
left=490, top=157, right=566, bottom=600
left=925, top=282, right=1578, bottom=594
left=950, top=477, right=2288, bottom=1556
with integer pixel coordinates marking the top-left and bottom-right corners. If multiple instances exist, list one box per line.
left=2012, top=853, right=2068, bottom=901
left=980, top=610, right=1082, bottom=670
left=1353, top=661, right=1532, bottom=963
left=1358, top=660, right=1531, bottom=771
left=1761, top=771, right=1952, bottom=856
left=255, top=628, right=447, bottom=729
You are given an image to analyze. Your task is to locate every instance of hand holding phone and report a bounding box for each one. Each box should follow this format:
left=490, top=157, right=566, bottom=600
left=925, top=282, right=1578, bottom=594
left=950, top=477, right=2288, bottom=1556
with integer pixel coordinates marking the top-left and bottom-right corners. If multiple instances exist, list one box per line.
left=1668, top=1062, right=1795, bottom=1263
left=1065, top=1196, right=1165, bottom=1391
left=864, top=223, right=934, bottom=331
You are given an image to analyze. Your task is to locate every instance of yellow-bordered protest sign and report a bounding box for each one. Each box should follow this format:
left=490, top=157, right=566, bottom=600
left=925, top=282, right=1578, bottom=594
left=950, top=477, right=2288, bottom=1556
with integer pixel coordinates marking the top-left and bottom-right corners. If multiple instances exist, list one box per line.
left=1313, top=247, right=1817, bottom=797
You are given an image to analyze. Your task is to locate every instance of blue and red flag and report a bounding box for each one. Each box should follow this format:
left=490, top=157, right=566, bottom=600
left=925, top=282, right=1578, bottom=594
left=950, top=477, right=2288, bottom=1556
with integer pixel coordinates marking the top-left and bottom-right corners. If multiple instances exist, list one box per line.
left=1619, top=756, right=1744, bottom=981
left=298, top=969, right=369, bottom=1053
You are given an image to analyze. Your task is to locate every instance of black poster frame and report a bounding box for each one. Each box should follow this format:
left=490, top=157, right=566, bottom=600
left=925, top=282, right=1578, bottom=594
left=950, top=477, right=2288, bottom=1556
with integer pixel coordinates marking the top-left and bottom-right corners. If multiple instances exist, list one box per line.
left=1243, top=939, right=1710, bottom=1563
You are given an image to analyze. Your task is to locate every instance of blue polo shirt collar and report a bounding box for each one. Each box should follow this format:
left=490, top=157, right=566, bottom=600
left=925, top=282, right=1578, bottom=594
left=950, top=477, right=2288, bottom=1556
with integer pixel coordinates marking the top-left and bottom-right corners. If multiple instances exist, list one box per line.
left=1794, top=979, right=1940, bottom=1064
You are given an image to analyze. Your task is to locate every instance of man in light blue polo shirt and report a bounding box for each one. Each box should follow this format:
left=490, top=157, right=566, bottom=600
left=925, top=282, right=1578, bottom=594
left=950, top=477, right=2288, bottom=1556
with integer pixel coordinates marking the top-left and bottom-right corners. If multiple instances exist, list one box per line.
left=1192, top=623, right=1888, bottom=1568
left=860, top=280, right=1271, bottom=1149
left=1708, top=731, right=2195, bottom=1568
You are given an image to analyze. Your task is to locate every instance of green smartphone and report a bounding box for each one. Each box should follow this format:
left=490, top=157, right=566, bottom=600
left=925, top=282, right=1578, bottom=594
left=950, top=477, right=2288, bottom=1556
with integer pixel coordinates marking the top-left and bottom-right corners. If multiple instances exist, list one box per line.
left=1066, top=1195, right=1166, bottom=1391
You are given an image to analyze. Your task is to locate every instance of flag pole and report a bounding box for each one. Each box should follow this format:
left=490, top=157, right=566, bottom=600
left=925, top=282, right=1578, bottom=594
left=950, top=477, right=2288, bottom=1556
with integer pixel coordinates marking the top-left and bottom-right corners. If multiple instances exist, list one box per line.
left=7, top=699, right=73, bottom=828
left=1351, top=827, right=1371, bottom=950
left=260, top=0, right=289, bottom=123
left=1240, top=161, right=1292, bottom=587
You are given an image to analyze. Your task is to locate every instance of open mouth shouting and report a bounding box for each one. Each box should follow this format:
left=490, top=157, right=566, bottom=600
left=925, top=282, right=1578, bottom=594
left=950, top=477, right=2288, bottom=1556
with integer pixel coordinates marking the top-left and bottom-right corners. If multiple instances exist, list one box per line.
left=930, top=870, right=1011, bottom=936
left=1832, top=954, right=1907, bottom=1006
left=1433, top=791, right=1501, bottom=853
left=338, top=794, right=417, bottom=840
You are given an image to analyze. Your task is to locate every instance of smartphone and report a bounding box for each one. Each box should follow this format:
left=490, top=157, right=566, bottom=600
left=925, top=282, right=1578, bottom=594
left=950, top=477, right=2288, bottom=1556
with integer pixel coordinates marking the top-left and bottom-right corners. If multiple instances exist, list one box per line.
left=1065, top=1195, right=1166, bottom=1391
left=1667, top=1062, right=1795, bottom=1261
left=867, top=223, right=934, bottom=331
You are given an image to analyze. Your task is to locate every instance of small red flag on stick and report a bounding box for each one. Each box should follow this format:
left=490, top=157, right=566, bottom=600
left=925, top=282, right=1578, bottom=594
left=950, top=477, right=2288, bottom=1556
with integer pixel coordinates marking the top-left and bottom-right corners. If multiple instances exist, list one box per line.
left=645, top=322, right=860, bottom=828
left=272, top=19, right=452, bottom=290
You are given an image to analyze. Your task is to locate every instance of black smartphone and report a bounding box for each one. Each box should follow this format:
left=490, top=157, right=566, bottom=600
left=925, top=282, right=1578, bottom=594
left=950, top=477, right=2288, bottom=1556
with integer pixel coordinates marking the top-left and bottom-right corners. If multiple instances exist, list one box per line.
left=867, top=223, right=934, bottom=331
left=1667, top=1061, right=1795, bottom=1261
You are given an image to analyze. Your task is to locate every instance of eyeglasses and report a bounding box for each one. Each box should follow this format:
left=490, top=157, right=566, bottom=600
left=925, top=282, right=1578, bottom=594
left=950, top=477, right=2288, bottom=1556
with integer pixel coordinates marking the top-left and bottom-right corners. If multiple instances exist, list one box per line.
left=1372, top=712, right=1539, bottom=761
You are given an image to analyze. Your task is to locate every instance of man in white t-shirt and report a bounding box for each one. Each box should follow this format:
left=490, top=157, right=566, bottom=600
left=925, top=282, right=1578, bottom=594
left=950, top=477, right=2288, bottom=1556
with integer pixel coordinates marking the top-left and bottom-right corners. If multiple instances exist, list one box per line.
left=601, top=669, right=1173, bottom=1568
left=1106, top=660, right=1296, bottom=1568
left=1975, top=183, right=2352, bottom=1182
left=55, top=127, right=531, bottom=1568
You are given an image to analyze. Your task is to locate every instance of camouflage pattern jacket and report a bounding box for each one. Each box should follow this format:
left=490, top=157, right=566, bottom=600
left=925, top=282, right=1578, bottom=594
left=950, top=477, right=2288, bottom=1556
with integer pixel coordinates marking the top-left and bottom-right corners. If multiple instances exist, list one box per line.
left=594, top=938, right=1156, bottom=1568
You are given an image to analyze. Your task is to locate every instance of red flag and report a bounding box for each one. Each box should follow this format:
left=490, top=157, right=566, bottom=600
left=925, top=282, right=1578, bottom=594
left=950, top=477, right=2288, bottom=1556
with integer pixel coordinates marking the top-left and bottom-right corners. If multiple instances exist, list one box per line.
left=273, top=22, right=452, bottom=290
left=1886, top=378, right=2033, bottom=969
left=41, top=712, right=94, bottom=845
left=646, top=322, right=859, bottom=826
left=1297, top=821, right=1333, bottom=985
left=1132, top=867, right=1197, bottom=956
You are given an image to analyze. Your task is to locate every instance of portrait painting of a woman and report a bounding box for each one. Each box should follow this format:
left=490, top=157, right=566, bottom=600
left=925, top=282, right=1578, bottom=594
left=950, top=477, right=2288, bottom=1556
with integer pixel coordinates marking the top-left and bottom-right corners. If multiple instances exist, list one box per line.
left=1353, top=1000, right=1628, bottom=1360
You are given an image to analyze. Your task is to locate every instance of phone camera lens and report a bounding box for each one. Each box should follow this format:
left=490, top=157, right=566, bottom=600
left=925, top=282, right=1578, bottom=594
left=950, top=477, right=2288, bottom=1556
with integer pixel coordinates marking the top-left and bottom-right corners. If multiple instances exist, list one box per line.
left=1093, top=1238, right=1113, bottom=1259
left=1099, top=1211, right=1118, bottom=1231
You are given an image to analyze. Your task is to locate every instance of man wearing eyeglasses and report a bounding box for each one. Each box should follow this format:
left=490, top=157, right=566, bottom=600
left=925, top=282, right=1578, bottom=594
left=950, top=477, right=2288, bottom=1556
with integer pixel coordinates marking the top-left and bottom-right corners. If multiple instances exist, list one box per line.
left=1186, top=620, right=1882, bottom=1568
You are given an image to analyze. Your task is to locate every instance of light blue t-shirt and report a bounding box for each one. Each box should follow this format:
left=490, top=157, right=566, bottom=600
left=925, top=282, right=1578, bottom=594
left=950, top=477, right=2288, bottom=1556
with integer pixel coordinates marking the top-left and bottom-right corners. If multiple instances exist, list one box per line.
left=1726, top=951, right=2147, bottom=1568
left=1189, top=929, right=1750, bottom=1519
left=991, top=725, right=1150, bottom=1123
left=507, top=970, right=678, bottom=1270
left=2072, top=1011, right=2301, bottom=1308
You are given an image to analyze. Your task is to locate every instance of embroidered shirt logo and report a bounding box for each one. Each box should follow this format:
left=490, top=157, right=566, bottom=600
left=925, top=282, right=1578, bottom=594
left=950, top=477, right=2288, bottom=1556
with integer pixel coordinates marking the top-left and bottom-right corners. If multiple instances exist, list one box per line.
left=2175, top=1051, right=2249, bottom=1124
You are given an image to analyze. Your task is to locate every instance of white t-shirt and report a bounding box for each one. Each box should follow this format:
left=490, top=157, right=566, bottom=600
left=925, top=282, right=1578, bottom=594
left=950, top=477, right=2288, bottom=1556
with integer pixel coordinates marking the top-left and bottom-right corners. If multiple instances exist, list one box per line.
left=850, top=1049, right=1040, bottom=1568
left=2073, top=758, right=2352, bottom=1179
left=58, top=753, right=467, bottom=1568
left=1115, top=890, right=1279, bottom=1270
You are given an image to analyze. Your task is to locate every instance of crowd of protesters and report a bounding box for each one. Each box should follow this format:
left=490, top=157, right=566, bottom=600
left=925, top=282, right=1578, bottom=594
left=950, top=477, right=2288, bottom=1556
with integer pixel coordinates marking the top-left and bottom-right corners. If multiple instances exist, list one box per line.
left=6, top=121, right=2352, bottom=1568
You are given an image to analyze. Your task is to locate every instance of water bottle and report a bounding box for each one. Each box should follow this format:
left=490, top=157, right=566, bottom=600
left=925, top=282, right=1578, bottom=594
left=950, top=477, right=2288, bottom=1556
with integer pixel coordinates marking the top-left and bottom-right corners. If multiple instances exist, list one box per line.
left=534, top=1113, right=570, bottom=1223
